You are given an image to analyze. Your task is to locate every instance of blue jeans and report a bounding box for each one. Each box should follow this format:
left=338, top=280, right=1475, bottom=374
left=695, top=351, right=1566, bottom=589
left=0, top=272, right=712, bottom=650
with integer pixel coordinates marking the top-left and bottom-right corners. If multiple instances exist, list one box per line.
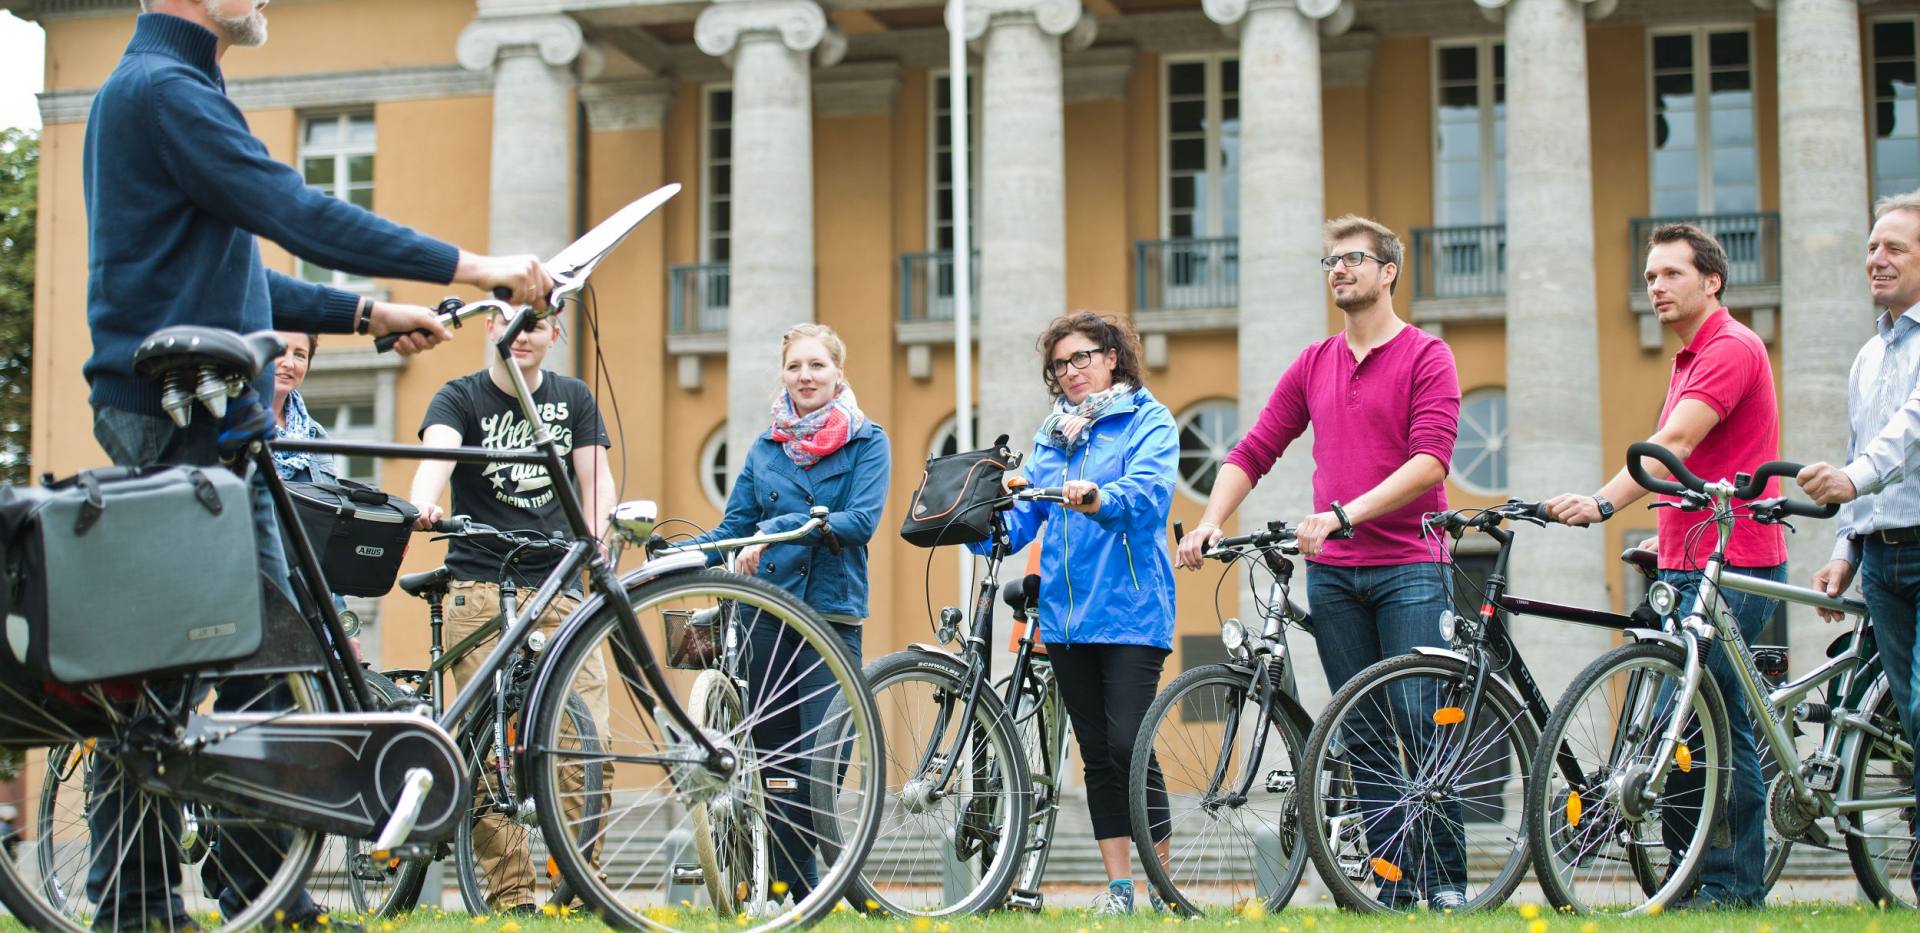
left=1656, top=564, right=1784, bottom=907
left=1860, top=538, right=1920, bottom=896
left=1308, top=562, right=1463, bottom=903
left=745, top=614, right=861, bottom=899
left=87, top=407, right=320, bottom=927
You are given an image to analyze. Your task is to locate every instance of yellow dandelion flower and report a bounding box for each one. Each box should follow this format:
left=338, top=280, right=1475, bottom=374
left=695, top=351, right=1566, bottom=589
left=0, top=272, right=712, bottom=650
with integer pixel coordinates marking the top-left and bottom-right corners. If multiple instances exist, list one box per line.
left=868, top=900, right=882, bottom=912
left=912, top=918, right=932, bottom=932
left=1303, top=917, right=1317, bottom=928
left=1529, top=921, right=1548, bottom=933
left=1581, top=924, right=1597, bottom=933
left=501, top=923, right=522, bottom=933
left=317, top=917, right=331, bottom=927
left=1646, top=903, right=1663, bottom=917
left=1518, top=903, right=1541, bottom=920
left=276, top=911, right=289, bottom=924
left=937, top=923, right=952, bottom=933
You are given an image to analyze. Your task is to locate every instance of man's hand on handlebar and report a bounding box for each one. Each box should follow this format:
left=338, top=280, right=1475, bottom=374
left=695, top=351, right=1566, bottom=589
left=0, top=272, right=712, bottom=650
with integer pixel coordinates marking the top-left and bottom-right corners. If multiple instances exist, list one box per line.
left=1796, top=462, right=1859, bottom=506
left=412, top=501, right=445, bottom=530
left=368, top=302, right=455, bottom=356
left=1541, top=493, right=1603, bottom=526
left=1813, top=558, right=1857, bottom=623
left=1062, top=480, right=1101, bottom=515
left=454, top=251, right=555, bottom=309
left=1296, top=510, right=1347, bottom=558
left=1176, top=524, right=1224, bottom=571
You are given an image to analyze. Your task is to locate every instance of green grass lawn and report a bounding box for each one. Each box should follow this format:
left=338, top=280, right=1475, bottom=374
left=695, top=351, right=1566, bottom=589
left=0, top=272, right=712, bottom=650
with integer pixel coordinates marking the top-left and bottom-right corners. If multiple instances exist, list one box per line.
left=39, top=903, right=1895, bottom=933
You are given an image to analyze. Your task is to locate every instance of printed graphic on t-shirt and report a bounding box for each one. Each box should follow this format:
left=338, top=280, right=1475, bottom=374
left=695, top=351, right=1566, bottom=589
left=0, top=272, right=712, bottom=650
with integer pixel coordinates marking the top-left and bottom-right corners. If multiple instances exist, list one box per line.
left=477, top=403, right=575, bottom=510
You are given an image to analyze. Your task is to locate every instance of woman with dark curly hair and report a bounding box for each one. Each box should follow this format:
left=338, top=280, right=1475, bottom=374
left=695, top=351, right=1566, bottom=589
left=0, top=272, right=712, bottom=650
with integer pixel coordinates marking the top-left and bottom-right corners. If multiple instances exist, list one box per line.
left=969, top=310, right=1178, bottom=914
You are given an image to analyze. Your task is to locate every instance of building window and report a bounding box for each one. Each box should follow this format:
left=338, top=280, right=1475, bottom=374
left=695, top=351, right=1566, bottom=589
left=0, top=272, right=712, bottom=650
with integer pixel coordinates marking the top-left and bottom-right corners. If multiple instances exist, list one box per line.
left=701, top=423, right=730, bottom=512
left=1162, top=56, right=1239, bottom=241
left=1649, top=29, right=1758, bottom=215
left=1175, top=400, right=1238, bottom=500
left=1453, top=387, right=1507, bottom=495
left=1432, top=39, right=1505, bottom=226
left=1872, top=18, right=1920, bottom=199
left=299, top=112, right=375, bottom=289
left=929, top=411, right=981, bottom=461
left=301, top=393, right=379, bottom=485
left=702, top=87, right=732, bottom=264
left=931, top=73, right=980, bottom=254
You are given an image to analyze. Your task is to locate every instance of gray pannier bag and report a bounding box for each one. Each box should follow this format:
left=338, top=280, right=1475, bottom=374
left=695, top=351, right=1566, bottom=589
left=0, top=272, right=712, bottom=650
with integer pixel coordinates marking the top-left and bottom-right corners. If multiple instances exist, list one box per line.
left=0, top=464, right=263, bottom=685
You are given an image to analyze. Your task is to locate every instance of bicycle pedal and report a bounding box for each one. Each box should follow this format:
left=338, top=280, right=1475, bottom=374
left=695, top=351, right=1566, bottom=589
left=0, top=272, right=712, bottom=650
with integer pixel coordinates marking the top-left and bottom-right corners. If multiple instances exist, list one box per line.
left=1004, top=889, right=1044, bottom=912
left=1803, top=754, right=1841, bottom=793
left=671, top=863, right=705, bottom=885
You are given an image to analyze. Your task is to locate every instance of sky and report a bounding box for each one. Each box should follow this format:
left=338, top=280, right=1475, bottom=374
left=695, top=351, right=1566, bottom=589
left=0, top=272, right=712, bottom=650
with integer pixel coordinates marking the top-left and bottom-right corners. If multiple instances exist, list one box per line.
left=1, top=11, right=46, bottom=132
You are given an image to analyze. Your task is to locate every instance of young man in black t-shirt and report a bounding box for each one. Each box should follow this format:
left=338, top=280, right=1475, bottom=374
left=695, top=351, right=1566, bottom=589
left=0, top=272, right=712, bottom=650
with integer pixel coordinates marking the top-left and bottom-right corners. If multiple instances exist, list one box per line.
left=409, top=310, right=615, bottom=913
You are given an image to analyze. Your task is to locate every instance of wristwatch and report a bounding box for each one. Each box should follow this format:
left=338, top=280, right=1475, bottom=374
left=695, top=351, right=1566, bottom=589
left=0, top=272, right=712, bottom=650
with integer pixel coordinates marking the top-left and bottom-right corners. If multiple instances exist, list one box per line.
left=1592, top=495, right=1615, bottom=522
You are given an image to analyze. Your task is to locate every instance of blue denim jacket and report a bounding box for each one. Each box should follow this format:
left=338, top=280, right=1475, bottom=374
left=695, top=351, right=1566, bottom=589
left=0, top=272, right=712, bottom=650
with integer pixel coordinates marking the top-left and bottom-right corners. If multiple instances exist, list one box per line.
left=696, top=421, right=891, bottom=619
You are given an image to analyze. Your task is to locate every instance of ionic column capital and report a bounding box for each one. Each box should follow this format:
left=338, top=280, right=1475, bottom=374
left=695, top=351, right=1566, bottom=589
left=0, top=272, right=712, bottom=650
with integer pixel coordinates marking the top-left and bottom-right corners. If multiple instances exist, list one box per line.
left=953, top=0, right=1087, bottom=41
left=1203, top=0, right=1354, bottom=38
left=696, top=0, right=845, bottom=66
left=1472, top=0, right=1616, bottom=25
left=456, top=14, right=586, bottom=73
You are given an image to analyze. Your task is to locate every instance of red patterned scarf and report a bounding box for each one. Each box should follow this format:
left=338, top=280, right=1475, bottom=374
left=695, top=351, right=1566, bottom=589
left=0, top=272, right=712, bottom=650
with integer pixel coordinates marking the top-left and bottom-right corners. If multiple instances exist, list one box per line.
left=770, top=383, right=867, bottom=469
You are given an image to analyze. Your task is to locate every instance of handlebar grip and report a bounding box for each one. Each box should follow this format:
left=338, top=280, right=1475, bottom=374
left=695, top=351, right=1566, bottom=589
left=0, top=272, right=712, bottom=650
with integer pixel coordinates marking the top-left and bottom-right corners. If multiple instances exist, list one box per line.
left=1626, top=441, right=1697, bottom=498
left=373, top=330, right=409, bottom=354
left=1330, top=525, right=1356, bottom=540
left=1173, top=521, right=1186, bottom=544
left=821, top=528, right=844, bottom=555
left=494, top=286, right=513, bottom=300
left=1777, top=497, right=1841, bottom=520
left=1739, top=460, right=1805, bottom=500
left=428, top=519, right=465, bottom=533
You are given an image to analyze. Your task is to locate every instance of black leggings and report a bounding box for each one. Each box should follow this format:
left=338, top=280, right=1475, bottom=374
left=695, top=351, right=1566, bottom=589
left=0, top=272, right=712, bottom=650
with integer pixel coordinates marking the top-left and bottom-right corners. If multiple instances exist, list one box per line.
left=1048, top=642, right=1171, bottom=841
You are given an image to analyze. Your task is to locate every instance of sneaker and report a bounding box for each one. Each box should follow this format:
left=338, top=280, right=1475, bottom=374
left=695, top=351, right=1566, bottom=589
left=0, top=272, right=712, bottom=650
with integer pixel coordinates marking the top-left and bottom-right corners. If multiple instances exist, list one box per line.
left=1094, top=880, right=1135, bottom=915
left=1149, top=888, right=1168, bottom=914
left=1429, top=890, right=1468, bottom=912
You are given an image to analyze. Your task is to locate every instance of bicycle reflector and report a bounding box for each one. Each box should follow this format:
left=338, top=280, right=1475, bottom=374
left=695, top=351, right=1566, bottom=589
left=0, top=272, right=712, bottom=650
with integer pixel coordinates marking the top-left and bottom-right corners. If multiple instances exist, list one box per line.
left=1675, top=743, right=1693, bottom=772
left=1565, top=790, right=1583, bottom=827
left=1433, top=707, right=1466, bottom=726
left=1370, top=858, right=1404, bottom=883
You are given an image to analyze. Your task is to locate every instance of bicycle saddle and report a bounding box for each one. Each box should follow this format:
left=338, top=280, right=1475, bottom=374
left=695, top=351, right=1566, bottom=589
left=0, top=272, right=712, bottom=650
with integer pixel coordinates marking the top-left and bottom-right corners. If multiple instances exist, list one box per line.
left=133, top=326, right=286, bottom=383
left=1620, top=547, right=1658, bottom=580
left=399, top=566, right=454, bottom=599
left=1002, top=573, right=1040, bottom=617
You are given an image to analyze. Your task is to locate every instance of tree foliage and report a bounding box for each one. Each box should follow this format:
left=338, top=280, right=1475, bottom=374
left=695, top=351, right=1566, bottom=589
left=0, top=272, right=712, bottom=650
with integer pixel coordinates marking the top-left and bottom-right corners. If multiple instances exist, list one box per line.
left=0, top=129, right=36, bottom=486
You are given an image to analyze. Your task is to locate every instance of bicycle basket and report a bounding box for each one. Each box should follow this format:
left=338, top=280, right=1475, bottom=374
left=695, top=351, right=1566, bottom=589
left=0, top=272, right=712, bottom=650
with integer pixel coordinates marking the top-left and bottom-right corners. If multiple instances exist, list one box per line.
left=900, top=434, right=1013, bottom=548
left=663, top=606, right=722, bottom=670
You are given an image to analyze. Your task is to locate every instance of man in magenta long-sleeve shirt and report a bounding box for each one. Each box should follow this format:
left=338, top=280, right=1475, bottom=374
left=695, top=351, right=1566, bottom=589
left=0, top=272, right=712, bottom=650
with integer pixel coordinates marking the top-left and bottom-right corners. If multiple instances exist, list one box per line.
left=1175, top=215, right=1463, bottom=910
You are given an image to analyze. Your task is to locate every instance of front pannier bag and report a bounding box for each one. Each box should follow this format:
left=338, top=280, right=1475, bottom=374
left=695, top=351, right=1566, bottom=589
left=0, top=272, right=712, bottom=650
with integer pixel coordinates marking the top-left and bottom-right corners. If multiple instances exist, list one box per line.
left=900, top=435, right=1014, bottom=548
left=0, top=465, right=262, bottom=684
left=284, top=479, right=418, bottom=597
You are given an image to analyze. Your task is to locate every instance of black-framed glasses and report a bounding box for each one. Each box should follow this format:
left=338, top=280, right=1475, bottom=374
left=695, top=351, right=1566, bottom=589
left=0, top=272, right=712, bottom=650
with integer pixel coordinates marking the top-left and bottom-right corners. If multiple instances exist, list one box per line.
left=1049, top=348, right=1107, bottom=377
left=1320, top=251, right=1389, bottom=272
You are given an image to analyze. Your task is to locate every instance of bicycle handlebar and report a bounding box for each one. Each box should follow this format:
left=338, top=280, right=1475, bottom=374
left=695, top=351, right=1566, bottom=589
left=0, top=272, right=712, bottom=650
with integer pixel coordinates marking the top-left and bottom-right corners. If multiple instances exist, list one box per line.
left=655, top=505, right=835, bottom=556
left=1625, top=441, right=1837, bottom=519
left=374, top=295, right=521, bottom=354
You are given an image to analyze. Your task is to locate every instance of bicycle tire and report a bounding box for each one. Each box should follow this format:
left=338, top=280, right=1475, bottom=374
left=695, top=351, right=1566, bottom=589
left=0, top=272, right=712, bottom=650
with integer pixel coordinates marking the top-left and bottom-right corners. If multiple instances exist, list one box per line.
left=1001, top=662, right=1065, bottom=902
left=1299, top=652, right=1536, bottom=913
left=523, top=569, right=885, bottom=932
left=1525, top=640, right=1731, bottom=914
left=455, top=689, right=605, bottom=915
left=1130, top=663, right=1306, bottom=917
left=848, top=650, right=1030, bottom=917
left=1844, top=675, right=1918, bottom=908
left=0, top=671, right=331, bottom=933
left=687, top=668, right=769, bottom=917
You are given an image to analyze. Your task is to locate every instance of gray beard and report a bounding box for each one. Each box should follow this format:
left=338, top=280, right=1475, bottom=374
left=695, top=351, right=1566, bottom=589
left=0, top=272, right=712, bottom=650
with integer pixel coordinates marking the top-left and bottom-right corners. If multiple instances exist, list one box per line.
left=1334, top=283, right=1381, bottom=312
left=204, top=0, right=267, bottom=47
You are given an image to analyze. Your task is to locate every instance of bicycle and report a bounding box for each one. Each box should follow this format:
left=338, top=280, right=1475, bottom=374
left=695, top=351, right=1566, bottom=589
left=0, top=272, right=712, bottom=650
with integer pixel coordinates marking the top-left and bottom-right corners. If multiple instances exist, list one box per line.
left=1524, top=442, right=1907, bottom=914
left=837, top=485, right=1068, bottom=917
left=1125, top=518, right=1350, bottom=916
left=0, top=183, right=887, bottom=933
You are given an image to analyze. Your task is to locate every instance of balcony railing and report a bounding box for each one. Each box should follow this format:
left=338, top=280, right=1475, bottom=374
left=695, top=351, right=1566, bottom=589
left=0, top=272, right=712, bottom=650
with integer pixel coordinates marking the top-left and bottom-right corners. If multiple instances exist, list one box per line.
left=1412, top=224, right=1507, bottom=300
left=898, top=251, right=981, bottom=324
left=669, top=263, right=729, bottom=335
left=1628, top=212, right=1781, bottom=290
left=1136, top=237, right=1239, bottom=313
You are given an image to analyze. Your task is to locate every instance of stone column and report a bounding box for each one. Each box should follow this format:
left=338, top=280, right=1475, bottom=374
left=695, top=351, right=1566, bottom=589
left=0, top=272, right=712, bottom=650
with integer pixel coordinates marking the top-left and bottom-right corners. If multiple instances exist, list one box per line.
left=459, top=15, right=589, bottom=375
left=1479, top=0, right=1612, bottom=698
left=697, top=0, right=841, bottom=463
left=1768, top=0, right=1873, bottom=670
left=1203, top=0, right=1348, bottom=711
left=960, top=0, right=1089, bottom=459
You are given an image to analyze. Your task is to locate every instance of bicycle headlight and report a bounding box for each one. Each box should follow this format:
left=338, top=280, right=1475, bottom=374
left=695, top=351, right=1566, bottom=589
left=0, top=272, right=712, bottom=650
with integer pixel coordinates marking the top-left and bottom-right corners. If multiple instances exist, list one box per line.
left=337, top=608, right=361, bottom=639
left=1647, top=581, right=1679, bottom=618
left=1438, top=610, right=1457, bottom=642
left=527, top=630, right=548, bottom=654
left=1220, top=618, right=1250, bottom=657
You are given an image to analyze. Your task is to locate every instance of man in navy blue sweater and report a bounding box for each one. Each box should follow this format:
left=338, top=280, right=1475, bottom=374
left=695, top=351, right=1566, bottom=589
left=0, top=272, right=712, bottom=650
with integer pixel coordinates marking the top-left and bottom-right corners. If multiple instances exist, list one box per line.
left=80, top=0, right=557, bottom=928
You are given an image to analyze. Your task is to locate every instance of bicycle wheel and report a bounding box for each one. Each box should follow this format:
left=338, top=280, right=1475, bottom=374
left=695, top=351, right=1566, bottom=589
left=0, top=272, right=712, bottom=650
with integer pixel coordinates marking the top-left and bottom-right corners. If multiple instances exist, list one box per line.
left=455, top=689, right=605, bottom=915
left=1130, top=663, right=1305, bottom=916
left=686, top=668, right=770, bottom=917
left=850, top=650, right=1029, bottom=917
left=307, top=667, right=427, bottom=919
left=1845, top=678, right=1918, bottom=908
left=523, top=569, right=883, bottom=932
left=1526, top=640, right=1731, bottom=914
left=1000, top=660, right=1065, bottom=903
left=0, top=672, right=331, bottom=932
left=1300, top=652, right=1536, bottom=913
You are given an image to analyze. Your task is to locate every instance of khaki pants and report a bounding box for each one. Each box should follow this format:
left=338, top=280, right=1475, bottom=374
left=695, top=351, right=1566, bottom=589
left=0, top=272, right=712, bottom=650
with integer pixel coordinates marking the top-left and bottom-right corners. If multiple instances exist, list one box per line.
left=443, top=580, right=610, bottom=910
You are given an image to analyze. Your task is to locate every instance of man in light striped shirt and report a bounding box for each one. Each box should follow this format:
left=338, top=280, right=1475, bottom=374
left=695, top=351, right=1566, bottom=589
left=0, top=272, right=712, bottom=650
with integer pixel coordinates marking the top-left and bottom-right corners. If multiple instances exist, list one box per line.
left=1799, top=189, right=1920, bottom=900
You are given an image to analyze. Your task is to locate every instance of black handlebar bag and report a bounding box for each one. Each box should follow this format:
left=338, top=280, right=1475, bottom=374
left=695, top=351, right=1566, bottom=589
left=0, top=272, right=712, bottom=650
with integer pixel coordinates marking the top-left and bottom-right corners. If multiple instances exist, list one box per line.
left=284, top=479, right=418, bottom=597
left=0, top=465, right=262, bottom=686
left=900, top=435, right=1014, bottom=548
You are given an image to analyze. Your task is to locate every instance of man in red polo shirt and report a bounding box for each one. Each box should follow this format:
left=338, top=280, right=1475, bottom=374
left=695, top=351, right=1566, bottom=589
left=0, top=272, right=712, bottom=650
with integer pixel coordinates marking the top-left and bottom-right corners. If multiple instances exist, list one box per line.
left=1544, top=223, right=1785, bottom=909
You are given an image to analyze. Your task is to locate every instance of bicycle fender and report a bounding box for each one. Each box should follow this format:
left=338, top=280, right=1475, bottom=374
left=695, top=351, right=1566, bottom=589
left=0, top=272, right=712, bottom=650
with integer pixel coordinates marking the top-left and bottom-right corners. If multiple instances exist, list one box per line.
left=1214, top=659, right=1317, bottom=740
left=1625, top=627, right=1685, bottom=650
left=514, top=554, right=707, bottom=781
left=1412, top=646, right=1470, bottom=664
left=905, top=643, right=964, bottom=663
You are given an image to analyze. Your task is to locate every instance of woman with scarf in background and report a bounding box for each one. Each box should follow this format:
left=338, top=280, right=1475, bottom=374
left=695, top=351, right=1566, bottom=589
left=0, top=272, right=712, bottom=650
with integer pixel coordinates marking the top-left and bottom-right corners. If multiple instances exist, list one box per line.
left=693, top=322, right=891, bottom=900
left=973, top=310, right=1179, bottom=915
